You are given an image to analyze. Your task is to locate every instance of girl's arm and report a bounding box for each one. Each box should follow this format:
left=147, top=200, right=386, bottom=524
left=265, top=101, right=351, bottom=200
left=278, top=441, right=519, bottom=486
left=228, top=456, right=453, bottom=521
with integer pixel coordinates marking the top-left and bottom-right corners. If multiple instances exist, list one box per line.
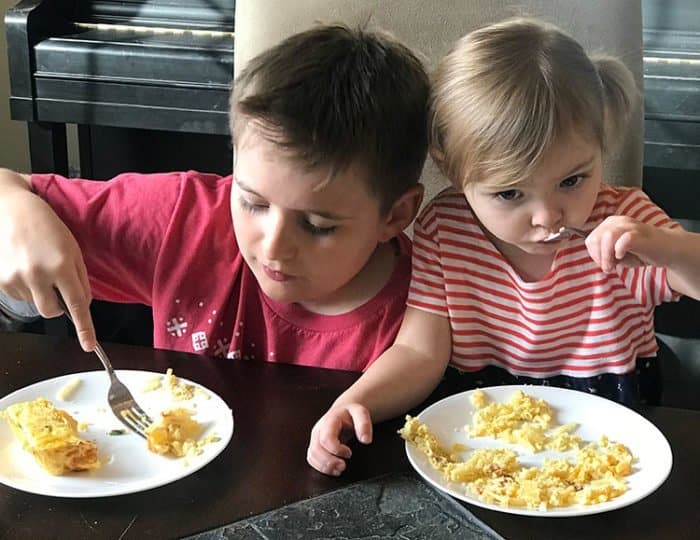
left=333, top=307, right=452, bottom=420
left=307, top=307, right=452, bottom=475
left=661, top=228, right=700, bottom=300
left=0, top=168, right=96, bottom=349
left=587, top=215, right=700, bottom=300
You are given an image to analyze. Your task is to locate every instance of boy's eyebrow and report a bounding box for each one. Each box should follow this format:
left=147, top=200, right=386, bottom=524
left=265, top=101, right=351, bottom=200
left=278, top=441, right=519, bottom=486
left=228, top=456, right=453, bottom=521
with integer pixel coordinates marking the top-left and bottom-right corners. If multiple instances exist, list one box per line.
left=235, top=178, right=349, bottom=220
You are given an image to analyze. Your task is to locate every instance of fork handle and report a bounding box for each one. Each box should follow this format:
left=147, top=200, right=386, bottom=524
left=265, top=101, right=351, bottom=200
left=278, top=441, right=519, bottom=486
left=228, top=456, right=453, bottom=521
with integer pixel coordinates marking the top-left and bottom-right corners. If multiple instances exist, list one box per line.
left=93, top=342, right=117, bottom=376
left=54, top=289, right=117, bottom=377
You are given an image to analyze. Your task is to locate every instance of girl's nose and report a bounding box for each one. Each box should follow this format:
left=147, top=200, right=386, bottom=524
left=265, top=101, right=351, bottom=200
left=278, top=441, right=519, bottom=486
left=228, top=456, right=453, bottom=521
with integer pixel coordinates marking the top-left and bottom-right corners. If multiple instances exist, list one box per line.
left=531, top=201, right=564, bottom=230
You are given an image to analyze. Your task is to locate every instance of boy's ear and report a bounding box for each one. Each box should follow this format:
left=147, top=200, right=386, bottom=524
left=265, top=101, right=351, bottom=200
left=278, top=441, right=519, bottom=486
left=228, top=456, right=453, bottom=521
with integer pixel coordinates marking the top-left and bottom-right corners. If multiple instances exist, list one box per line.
left=379, top=184, right=424, bottom=241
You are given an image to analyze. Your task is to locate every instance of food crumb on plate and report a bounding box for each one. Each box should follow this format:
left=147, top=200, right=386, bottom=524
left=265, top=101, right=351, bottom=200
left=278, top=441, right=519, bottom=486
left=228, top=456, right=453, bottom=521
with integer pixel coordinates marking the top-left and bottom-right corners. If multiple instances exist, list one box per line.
left=56, top=377, right=81, bottom=401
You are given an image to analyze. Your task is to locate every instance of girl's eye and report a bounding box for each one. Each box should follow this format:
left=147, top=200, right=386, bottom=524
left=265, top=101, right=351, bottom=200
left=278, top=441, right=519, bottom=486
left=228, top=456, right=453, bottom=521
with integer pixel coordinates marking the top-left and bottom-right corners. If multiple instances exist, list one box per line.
left=239, top=197, right=267, bottom=213
left=495, top=189, right=522, bottom=201
left=301, top=220, right=337, bottom=236
left=561, top=175, right=583, bottom=188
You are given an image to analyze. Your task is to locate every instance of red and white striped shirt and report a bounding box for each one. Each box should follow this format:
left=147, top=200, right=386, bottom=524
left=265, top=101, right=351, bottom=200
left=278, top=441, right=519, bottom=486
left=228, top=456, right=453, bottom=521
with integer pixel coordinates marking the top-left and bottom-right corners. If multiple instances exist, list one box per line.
left=408, top=185, right=679, bottom=378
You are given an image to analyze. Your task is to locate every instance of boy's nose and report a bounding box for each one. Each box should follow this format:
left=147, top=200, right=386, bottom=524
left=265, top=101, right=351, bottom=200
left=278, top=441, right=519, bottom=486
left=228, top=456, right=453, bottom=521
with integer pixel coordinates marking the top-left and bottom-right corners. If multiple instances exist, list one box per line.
left=262, top=214, right=295, bottom=261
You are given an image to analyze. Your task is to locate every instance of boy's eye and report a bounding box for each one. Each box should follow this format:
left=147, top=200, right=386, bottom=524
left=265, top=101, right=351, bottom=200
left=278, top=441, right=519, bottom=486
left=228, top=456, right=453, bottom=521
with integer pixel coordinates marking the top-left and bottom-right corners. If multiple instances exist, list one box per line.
left=238, top=197, right=267, bottom=213
left=301, top=220, right=337, bottom=236
left=495, top=189, right=522, bottom=201
left=561, top=175, right=583, bottom=188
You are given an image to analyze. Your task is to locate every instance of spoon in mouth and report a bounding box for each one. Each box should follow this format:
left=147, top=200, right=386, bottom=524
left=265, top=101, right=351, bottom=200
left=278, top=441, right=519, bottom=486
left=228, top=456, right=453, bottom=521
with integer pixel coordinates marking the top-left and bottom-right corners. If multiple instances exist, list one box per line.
left=543, top=226, right=588, bottom=243
left=543, top=227, right=644, bottom=266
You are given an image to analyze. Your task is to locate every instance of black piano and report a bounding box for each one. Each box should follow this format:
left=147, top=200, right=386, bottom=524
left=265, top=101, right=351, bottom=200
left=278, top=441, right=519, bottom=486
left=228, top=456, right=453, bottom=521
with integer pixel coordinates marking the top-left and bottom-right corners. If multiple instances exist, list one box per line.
left=642, top=0, right=699, bottom=221
left=641, top=0, right=700, bottom=409
left=4, top=0, right=235, bottom=345
left=5, top=0, right=234, bottom=178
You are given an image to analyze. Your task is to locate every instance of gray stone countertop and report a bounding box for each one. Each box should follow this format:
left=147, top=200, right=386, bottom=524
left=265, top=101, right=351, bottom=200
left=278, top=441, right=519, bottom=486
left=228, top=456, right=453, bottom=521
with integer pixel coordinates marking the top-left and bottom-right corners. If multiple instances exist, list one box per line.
left=185, top=472, right=502, bottom=540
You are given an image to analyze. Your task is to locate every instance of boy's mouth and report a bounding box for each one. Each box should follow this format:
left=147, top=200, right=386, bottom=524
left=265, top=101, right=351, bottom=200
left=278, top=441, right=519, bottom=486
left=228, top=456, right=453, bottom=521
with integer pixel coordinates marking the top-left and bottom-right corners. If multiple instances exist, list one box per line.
left=263, top=264, right=292, bottom=282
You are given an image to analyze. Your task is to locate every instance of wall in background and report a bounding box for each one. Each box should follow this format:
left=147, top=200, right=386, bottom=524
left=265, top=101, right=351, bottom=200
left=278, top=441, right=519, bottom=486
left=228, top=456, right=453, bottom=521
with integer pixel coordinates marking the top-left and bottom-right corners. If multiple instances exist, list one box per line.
left=0, top=0, right=29, bottom=172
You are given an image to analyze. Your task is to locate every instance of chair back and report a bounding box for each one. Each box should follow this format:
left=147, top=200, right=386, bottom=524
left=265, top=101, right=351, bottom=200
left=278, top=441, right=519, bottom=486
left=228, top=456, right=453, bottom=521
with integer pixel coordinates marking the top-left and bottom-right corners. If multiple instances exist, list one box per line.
left=233, top=0, right=644, bottom=210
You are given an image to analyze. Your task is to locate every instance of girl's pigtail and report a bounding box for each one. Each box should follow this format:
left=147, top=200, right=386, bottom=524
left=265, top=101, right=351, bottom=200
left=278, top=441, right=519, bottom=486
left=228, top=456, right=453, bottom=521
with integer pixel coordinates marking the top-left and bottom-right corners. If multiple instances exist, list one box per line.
left=592, top=55, right=639, bottom=149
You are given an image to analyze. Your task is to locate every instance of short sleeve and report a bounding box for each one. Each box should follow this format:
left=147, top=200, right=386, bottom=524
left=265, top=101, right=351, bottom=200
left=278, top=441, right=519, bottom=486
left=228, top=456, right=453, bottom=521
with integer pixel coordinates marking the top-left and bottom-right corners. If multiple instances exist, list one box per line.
left=31, top=172, right=185, bottom=304
left=407, top=203, right=449, bottom=316
left=615, top=188, right=681, bottom=305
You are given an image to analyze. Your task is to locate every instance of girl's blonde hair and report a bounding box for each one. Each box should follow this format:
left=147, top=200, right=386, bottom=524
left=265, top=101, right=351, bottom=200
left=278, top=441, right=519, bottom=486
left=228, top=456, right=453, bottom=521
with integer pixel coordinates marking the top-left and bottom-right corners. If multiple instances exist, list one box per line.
left=430, top=17, right=639, bottom=189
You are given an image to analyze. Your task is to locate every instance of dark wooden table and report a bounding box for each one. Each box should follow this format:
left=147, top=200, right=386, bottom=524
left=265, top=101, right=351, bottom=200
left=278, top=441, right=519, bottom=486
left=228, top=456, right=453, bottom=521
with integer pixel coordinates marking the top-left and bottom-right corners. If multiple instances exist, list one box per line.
left=0, top=332, right=406, bottom=539
left=0, top=331, right=698, bottom=539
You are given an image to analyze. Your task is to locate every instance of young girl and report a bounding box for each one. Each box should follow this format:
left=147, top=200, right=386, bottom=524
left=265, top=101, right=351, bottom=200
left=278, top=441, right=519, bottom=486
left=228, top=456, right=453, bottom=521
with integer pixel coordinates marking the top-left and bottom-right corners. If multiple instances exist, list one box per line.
left=307, top=17, right=700, bottom=476
left=0, top=25, right=428, bottom=371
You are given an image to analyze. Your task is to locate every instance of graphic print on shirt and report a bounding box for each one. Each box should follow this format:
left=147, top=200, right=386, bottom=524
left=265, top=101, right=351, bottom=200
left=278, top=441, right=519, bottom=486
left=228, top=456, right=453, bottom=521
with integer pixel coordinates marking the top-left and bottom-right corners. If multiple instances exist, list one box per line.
left=213, top=337, right=230, bottom=357
left=192, top=331, right=209, bottom=351
left=167, top=316, right=188, bottom=337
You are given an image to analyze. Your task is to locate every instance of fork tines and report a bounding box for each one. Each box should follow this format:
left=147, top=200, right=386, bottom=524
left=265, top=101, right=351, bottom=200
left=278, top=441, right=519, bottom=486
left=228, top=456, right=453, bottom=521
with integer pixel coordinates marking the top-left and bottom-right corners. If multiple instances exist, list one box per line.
left=119, top=408, right=154, bottom=439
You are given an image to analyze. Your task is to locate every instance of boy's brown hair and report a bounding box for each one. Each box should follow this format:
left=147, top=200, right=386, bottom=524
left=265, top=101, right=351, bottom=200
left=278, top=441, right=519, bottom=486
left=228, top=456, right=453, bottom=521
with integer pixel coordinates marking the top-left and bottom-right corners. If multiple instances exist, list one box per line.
left=231, top=24, right=429, bottom=214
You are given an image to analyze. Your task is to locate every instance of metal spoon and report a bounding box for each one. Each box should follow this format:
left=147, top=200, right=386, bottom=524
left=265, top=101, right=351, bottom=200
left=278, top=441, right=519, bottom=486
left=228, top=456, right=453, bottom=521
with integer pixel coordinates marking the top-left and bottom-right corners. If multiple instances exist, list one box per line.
left=543, top=226, right=588, bottom=243
left=543, top=227, right=644, bottom=266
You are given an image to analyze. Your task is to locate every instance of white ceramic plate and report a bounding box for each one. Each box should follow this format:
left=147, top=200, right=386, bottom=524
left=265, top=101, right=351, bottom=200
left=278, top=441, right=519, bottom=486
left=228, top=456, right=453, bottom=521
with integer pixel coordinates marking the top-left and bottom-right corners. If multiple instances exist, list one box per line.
left=0, top=370, right=234, bottom=497
left=405, top=385, right=672, bottom=517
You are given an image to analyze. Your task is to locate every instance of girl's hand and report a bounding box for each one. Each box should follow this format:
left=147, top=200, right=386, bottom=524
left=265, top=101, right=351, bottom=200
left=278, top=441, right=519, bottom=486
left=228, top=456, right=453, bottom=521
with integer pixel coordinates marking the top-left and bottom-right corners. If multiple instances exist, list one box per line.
left=585, top=215, right=671, bottom=273
left=306, top=403, right=373, bottom=476
left=0, top=179, right=95, bottom=350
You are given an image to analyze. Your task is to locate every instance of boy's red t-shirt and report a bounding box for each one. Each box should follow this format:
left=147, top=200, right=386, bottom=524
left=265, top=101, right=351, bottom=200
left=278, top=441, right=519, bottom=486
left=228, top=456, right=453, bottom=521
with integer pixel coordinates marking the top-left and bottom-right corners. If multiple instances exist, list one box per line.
left=31, top=171, right=411, bottom=371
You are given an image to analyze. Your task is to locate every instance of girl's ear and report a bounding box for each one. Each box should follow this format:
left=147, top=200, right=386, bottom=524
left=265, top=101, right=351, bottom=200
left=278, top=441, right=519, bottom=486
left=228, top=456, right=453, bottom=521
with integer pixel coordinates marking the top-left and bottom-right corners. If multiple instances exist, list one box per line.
left=379, top=184, right=424, bottom=242
left=429, top=146, right=448, bottom=176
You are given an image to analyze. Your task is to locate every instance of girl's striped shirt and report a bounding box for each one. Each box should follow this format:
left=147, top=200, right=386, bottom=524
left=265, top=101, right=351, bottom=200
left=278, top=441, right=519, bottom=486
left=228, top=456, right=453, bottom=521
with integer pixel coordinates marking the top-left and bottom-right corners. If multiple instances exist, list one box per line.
left=408, top=184, right=679, bottom=378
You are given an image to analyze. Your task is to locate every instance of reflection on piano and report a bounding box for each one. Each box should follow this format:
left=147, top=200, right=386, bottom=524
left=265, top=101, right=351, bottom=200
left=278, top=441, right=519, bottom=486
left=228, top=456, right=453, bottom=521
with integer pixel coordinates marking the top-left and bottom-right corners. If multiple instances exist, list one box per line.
left=5, top=0, right=234, bottom=175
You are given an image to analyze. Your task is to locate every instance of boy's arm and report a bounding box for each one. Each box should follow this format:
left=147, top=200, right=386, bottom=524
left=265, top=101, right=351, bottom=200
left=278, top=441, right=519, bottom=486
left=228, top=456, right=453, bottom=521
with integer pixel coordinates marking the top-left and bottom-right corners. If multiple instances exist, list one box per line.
left=0, top=168, right=96, bottom=350
left=307, top=307, right=451, bottom=475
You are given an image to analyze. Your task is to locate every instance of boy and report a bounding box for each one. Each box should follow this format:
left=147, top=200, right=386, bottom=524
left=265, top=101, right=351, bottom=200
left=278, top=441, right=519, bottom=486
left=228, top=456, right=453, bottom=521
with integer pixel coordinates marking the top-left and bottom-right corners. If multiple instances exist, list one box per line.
left=0, top=24, right=428, bottom=370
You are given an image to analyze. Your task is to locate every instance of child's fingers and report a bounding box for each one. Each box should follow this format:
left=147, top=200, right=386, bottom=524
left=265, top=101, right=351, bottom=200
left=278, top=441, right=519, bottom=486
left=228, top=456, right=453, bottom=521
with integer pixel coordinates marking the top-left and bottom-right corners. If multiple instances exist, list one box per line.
left=307, top=419, right=351, bottom=476
left=29, top=282, right=64, bottom=319
left=55, top=279, right=96, bottom=352
left=306, top=444, right=347, bottom=476
left=306, top=405, right=374, bottom=476
left=345, top=404, right=373, bottom=445
left=316, top=414, right=353, bottom=459
left=0, top=283, right=32, bottom=303
left=614, top=232, right=644, bottom=268
left=75, top=258, right=93, bottom=306
left=599, top=230, right=618, bottom=273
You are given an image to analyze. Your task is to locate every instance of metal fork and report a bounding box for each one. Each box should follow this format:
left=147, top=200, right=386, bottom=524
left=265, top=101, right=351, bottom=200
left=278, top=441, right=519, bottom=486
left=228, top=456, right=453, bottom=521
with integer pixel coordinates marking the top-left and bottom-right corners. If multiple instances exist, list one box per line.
left=54, top=291, right=153, bottom=438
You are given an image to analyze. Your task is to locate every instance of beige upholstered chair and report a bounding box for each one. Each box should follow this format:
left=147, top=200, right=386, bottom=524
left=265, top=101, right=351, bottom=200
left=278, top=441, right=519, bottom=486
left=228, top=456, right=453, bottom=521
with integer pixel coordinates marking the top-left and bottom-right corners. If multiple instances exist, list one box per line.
left=232, top=3, right=700, bottom=409
left=233, top=0, right=645, bottom=211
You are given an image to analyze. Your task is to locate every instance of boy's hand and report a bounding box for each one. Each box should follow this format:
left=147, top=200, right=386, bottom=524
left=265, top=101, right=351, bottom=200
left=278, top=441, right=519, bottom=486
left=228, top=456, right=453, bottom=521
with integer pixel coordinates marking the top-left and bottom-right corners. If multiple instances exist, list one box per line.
left=0, top=184, right=96, bottom=351
left=585, top=216, right=670, bottom=273
left=306, top=403, right=373, bottom=476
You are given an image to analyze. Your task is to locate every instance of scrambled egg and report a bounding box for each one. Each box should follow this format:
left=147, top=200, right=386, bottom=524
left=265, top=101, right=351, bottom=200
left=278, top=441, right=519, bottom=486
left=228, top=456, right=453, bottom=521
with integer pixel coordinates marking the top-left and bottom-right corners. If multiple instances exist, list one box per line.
left=55, top=377, right=81, bottom=401
left=400, top=389, right=634, bottom=510
left=141, top=368, right=218, bottom=460
left=145, top=408, right=203, bottom=457
left=467, top=389, right=581, bottom=452
left=143, top=368, right=209, bottom=401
